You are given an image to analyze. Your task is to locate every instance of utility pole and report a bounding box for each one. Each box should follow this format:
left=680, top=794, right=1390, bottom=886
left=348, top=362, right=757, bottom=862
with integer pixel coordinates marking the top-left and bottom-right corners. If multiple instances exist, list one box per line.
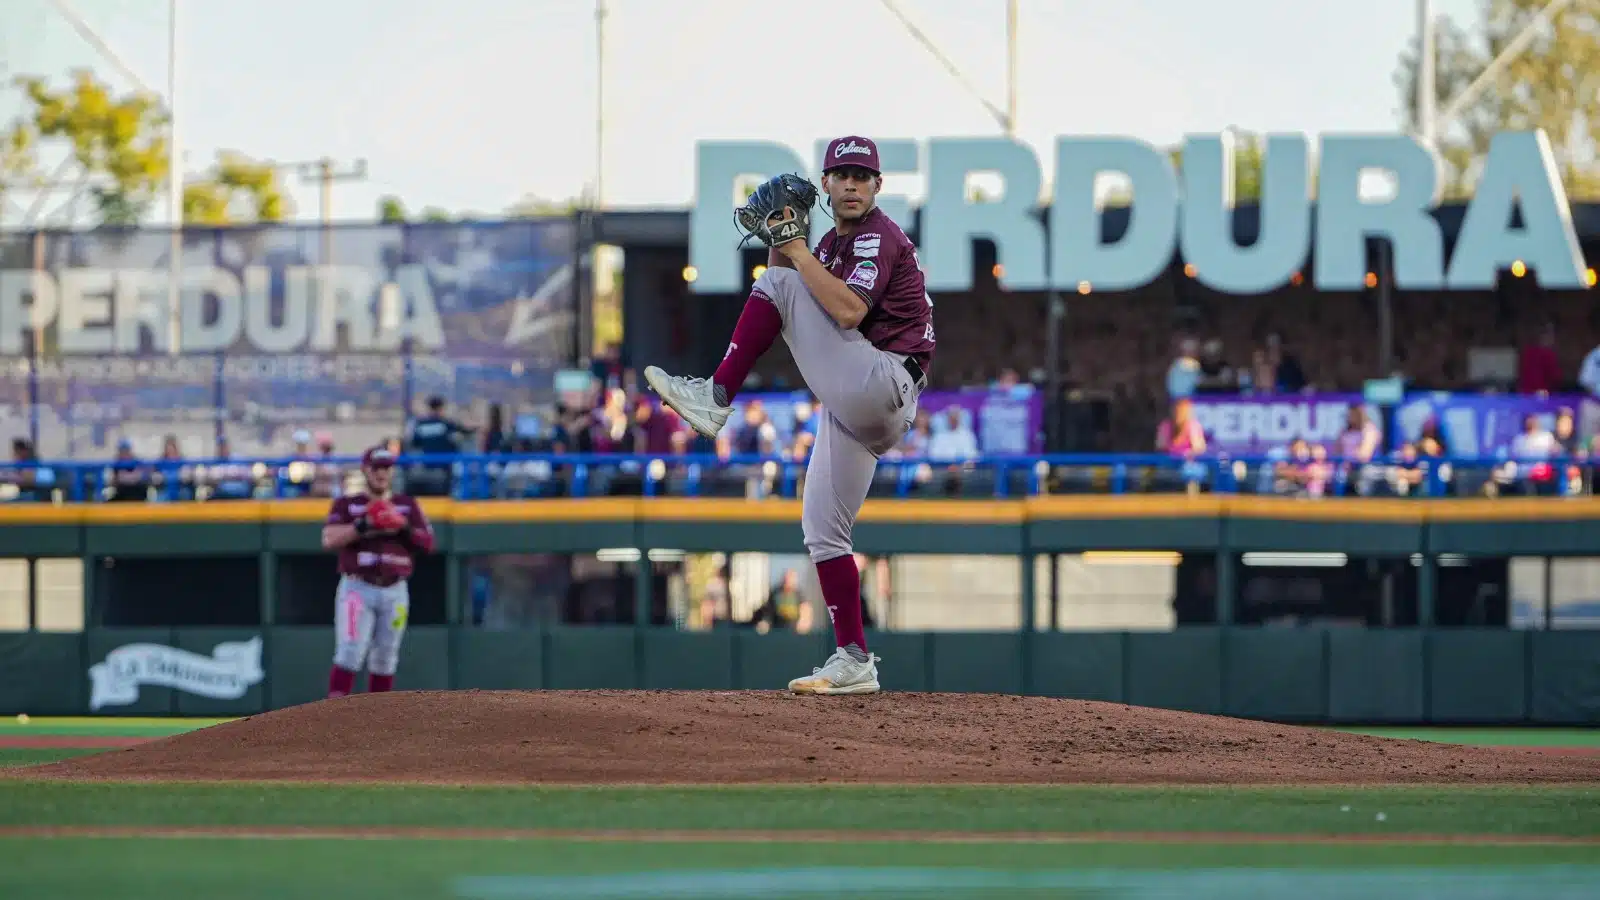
left=1005, top=0, right=1018, bottom=137
left=295, top=157, right=369, bottom=313
left=595, top=0, right=608, bottom=209
left=1417, top=0, right=1436, bottom=149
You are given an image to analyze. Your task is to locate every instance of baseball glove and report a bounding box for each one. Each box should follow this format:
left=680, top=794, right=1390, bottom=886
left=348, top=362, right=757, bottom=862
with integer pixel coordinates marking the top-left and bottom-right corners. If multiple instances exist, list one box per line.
left=735, top=173, right=818, bottom=249
left=365, top=498, right=407, bottom=533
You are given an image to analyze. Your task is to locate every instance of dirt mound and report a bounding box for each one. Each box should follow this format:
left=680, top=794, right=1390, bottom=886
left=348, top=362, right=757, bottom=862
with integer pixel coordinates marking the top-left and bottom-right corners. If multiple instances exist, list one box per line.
left=14, top=690, right=1599, bottom=785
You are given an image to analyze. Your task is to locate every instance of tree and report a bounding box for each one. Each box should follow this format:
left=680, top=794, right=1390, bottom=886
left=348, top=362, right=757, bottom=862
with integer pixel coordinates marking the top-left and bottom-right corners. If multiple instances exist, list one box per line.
left=181, top=151, right=290, bottom=225
left=1168, top=131, right=1268, bottom=202
left=0, top=123, right=39, bottom=220
left=1395, top=0, right=1600, bottom=199
left=506, top=193, right=584, bottom=218
left=11, top=70, right=170, bottom=225
left=418, top=206, right=453, bottom=223
left=377, top=195, right=407, bottom=223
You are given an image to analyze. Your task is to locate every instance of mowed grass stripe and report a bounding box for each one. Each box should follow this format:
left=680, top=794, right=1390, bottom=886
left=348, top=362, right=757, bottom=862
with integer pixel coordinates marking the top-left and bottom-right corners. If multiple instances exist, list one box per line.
left=0, top=784, right=1595, bottom=836
left=1332, top=728, right=1600, bottom=748
left=0, top=718, right=229, bottom=738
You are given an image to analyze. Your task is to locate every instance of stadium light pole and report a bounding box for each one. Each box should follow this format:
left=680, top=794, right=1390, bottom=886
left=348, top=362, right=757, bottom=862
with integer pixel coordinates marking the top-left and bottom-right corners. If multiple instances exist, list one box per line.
left=1417, top=0, right=1436, bottom=149
left=167, top=0, right=182, bottom=356
left=595, top=0, right=607, bottom=209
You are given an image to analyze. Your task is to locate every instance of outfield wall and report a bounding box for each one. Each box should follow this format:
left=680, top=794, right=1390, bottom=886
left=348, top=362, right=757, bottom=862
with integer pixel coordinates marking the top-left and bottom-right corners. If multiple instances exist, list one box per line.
left=1, top=625, right=1597, bottom=723
left=2, top=497, right=1598, bottom=722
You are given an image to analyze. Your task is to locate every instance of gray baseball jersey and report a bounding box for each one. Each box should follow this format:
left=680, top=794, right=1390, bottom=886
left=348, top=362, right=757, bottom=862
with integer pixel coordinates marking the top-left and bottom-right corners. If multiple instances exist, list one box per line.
left=750, top=209, right=932, bottom=562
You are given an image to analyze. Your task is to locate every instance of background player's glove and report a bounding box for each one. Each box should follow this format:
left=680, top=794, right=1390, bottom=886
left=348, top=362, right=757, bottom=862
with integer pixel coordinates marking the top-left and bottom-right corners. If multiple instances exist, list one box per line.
left=365, top=498, right=407, bottom=533
left=735, top=174, right=818, bottom=249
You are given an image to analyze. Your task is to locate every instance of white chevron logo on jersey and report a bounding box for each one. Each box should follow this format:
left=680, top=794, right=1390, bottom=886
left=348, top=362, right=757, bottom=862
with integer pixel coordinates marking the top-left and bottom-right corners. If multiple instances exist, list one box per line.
left=854, top=234, right=881, bottom=258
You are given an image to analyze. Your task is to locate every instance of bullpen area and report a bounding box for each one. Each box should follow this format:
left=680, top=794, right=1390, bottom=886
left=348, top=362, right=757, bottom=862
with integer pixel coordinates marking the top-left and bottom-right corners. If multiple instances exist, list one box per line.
left=0, top=693, right=1597, bottom=899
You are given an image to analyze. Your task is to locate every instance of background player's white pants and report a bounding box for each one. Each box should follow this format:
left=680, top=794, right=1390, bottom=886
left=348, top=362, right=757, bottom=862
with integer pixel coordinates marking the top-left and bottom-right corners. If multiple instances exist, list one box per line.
left=332, top=575, right=410, bottom=676
left=753, top=267, right=923, bottom=561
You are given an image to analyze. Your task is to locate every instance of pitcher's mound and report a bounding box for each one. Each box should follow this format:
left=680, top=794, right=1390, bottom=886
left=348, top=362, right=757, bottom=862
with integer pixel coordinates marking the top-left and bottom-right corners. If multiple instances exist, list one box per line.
left=15, top=690, right=1599, bottom=785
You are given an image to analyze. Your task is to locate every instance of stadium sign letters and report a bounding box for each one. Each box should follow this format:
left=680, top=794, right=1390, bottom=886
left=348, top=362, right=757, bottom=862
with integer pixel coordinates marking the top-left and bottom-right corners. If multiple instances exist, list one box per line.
left=0, top=265, right=446, bottom=355
left=88, top=636, right=265, bottom=711
left=691, top=131, right=1585, bottom=295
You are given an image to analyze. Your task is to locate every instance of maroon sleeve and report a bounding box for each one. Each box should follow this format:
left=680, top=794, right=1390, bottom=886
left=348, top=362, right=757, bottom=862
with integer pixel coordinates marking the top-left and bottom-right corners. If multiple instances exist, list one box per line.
left=841, top=230, right=899, bottom=308
left=403, top=497, right=436, bottom=554
left=326, top=496, right=353, bottom=525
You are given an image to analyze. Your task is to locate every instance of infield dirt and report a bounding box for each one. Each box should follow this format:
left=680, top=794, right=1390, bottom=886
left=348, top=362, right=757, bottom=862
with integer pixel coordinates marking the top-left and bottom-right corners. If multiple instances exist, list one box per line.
left=9, top=690, right=1598, bottom=785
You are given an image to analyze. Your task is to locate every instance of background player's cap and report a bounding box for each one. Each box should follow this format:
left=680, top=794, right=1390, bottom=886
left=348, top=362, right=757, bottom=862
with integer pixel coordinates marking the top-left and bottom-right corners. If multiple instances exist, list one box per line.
left=822, top=136, right=880, bottom=174
left=362, top=446, right=397, bottom=469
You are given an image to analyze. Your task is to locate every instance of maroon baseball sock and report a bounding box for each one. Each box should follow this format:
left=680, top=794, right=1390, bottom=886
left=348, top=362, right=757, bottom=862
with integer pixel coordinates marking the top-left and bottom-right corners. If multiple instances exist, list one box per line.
left=368, top=673, right=395, bottom=693
left=816, top=555, right=867, bottom=659
left=327, top=666, right=356, bottom=698
left=711, top=291, right=782, bottom=403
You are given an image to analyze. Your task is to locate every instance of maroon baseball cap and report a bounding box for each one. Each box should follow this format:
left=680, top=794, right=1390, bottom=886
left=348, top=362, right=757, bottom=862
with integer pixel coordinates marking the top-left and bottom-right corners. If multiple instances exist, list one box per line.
left=362, top=446, right=396, bottom=469
left=823, top=135, right=881, bottom=174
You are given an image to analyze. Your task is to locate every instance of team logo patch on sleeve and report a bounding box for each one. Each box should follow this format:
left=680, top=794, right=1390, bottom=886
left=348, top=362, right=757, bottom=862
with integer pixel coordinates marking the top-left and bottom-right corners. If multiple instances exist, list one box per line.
left=853, top=233, right=881, bottom=258
left=846, top=260, right=879, bottom=290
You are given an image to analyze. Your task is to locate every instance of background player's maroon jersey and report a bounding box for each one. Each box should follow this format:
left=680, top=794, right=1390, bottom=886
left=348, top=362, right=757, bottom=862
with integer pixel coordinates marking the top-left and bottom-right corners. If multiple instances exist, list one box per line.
left=814, top=206, right=935, bottom=370
left=326, top=493, right=434, bottom=584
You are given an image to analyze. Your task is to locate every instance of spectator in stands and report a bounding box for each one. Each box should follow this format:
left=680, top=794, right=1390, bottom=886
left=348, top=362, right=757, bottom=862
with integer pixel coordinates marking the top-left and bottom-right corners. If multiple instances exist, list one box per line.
left=153, top=434, right=197, bottom=501
left=1273, top=438, right=1313, bottom=496
left=1386, top=442, right=1426, bottom=496
left=1195, top=339, right=1236, bottom=394
left=1267, top=333, right=1307, bottom=393
left=1157, top=398, right=1208, bottom=494
left=482, top=405, right=511, bottom=454
left=746, top=568, right=812, bottom=634
left=791, top=398, right=819, bottom=444
left=728, top=399, right=779, bottom=458
left=206, top=436, right=257, bottom=501
left=1497, top=413, right=1561, bottom=493
left=1166, top=337, right=1201, bottom=400
left=2, top=438, right=52, bottom=502
left=1335, top=407, right=1383, bottom=495
left=991, top=367, right=1035, bottom=398
left=895, top=410, right=932, bottom=459
left=1246, top=348, right=1276, bottom=395
left=1555, top=407, right=1585, bottom=494
left=408, top=395, right=473, bottom=496
left=1156, top=399, right=1206, bottom=458
left=105, top=438, right=149, bottom=503
left=1496, top=413, right=1559, bottom=496
left=928, top=406, right=980, bottom=463
left=633, top=396, right=681, bottom=455
left=1518, top=321, right=1562, bottom=395
left=789, top=428, right=815, bottom=465
left=291, top=430, right=314, bottom=460
left=586, top=388, right=636, bottom=453
left=1580, top=339, right=1600, bottom=400
left=1417, top=417, right=1449, bottom=458
left=410, top=395, right=474, bottom=457
left=927, top=406, right=980, bottom=496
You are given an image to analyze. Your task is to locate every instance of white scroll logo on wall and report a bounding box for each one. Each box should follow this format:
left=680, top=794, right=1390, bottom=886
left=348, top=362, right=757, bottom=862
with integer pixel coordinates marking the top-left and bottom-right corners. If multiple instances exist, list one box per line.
left=88, top=637, right=265, bottom=711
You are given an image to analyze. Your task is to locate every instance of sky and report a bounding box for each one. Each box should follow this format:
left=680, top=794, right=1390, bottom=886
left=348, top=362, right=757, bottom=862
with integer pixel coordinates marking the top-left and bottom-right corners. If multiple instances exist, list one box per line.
left=0, top=0, right=1482, bottom=227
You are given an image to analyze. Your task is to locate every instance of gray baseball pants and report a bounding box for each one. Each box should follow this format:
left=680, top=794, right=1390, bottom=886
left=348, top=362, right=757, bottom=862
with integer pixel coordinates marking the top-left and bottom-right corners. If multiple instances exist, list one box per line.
left=333, top=575, right=411, bottom=676
left=753, top=267, right=923, bottom=562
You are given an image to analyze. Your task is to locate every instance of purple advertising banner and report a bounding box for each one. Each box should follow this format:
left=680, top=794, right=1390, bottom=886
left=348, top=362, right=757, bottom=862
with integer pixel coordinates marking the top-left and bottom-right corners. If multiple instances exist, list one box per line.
left=1189, top=392, right=1600, bottom=457
left=733, top=388, right=1044, bottom=455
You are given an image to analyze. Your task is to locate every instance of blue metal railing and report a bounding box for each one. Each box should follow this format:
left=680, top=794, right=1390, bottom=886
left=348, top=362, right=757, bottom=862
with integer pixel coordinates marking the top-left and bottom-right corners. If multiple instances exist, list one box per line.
left=0, top=452, right=1589, bottom=502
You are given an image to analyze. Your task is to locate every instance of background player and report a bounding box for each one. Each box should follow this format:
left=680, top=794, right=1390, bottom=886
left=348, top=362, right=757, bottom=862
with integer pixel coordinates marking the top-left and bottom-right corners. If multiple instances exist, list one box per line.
left=645, top=135, right=935, bottom=695
left=321, top=446, right=436, bottom=698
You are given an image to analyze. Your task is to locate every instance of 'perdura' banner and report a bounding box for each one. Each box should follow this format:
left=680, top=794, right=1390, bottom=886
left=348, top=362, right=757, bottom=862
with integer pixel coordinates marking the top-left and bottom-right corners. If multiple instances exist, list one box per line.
left=691, top=131, right=1584, bottom=295
left=1188, top=392, right=1598, bottom=457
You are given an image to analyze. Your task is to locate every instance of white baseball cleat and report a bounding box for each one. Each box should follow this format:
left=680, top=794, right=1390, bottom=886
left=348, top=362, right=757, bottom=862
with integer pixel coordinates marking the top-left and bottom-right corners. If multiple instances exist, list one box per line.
left=643, top=366, right=731, bottom=439
left=788, top=648, right=882, bottom=695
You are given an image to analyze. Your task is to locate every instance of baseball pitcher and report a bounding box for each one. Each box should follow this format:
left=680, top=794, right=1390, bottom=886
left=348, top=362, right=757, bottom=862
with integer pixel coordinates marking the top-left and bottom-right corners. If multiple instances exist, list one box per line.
left=322, top=446, right=436, bottom=698
left=646, top=135, right=934, bottom=695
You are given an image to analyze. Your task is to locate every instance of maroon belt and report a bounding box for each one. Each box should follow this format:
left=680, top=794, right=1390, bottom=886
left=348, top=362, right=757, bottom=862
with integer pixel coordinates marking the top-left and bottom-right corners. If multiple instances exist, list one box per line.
left=346, top=571, right=405, bottom=588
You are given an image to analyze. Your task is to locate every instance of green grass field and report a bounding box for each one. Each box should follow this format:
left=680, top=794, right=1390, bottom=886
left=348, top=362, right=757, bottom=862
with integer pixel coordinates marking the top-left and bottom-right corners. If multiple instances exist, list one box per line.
left=0, top=718, right=1596, bottom=899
